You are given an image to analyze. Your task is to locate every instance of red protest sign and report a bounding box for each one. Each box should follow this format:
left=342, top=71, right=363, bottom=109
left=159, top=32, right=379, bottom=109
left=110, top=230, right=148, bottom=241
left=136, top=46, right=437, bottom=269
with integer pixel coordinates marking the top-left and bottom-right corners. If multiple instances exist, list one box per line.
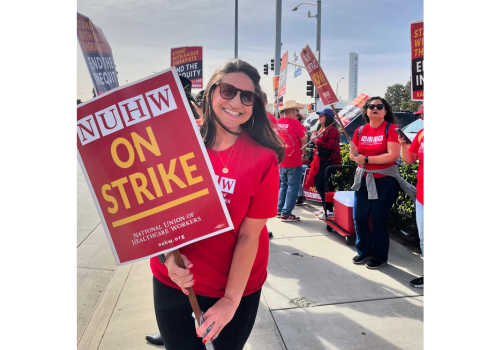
left=302, top=168, right=322, bottom=203
left=273, top=76, right=279, bottom=91
left=410, top=21, right=424, bottom=100
left=300, top=45, right=338, bottom=105
left=171, top=46, right=203, bottom=88
left=277, top=51, right=288, bottom=99
left=77, top=69, right=233, bottom=265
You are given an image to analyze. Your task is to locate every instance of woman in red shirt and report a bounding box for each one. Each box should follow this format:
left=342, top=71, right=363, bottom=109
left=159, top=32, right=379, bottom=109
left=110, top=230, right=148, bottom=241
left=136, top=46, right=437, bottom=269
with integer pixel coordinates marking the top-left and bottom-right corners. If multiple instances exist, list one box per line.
left=400, top=106, right=424, bottom=288
left=150, top=59, right=284, bottom=349
left=309, top=108, right=341, bottom=217
left=349, top=97, right=401, bottom=269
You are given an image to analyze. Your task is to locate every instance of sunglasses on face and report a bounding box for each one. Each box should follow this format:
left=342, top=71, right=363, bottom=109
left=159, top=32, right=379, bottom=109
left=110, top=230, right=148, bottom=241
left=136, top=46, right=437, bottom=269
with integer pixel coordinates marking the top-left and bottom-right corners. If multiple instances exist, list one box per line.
left=215, top=82, right=259, bottom=106
left=368, top=104, right=384, bottom=110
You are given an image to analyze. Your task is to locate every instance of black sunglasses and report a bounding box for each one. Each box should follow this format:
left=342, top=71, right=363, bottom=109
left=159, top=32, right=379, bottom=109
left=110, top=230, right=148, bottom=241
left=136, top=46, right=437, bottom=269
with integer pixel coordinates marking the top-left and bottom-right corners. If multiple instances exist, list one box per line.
left=215, top=82, right=259, bottom=106
left=368, top=104, right=384, bottom=110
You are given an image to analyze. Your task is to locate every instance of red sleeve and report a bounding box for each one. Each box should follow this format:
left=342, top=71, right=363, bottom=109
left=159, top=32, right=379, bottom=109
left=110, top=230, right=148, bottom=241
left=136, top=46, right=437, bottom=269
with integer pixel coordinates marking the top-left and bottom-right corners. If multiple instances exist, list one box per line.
left=408, top=129, right=422, bottom=153
left=387, top=123, right=399, bottom=143
left=246, top=152, right=280, bottom=219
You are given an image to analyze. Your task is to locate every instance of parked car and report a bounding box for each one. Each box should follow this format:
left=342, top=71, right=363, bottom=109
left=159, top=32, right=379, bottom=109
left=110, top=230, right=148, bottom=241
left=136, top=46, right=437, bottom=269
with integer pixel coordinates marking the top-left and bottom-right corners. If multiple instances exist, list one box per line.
left=401, top=118, right=423, bottom=143
left=338, top=111, right=419, bottom=145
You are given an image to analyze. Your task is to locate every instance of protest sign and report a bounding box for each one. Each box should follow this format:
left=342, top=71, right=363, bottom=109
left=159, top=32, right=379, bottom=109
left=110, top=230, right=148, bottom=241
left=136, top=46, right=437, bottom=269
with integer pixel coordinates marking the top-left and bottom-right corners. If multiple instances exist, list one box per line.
left=410, top=20, right=424, bottom=100
left=77, top=13, right=119, bottom=96
left=277, top=51, right=288, bottom=99
left=303, top=168, right=322, bottom=203
left=171, top=46, right=203, bottom=89
left=77, top=68, right=233, bottom=265
left=337, top=93, right=370, bottom=127
left=300, top=45, right=338, bottom=105
left=273, top=76, right=279, bottom=91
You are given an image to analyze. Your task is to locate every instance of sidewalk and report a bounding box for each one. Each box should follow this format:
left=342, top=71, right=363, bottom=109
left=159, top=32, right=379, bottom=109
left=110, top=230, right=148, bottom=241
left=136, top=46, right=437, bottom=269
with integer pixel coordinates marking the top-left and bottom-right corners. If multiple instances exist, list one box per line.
left=77, top=163, right=423, bottom=350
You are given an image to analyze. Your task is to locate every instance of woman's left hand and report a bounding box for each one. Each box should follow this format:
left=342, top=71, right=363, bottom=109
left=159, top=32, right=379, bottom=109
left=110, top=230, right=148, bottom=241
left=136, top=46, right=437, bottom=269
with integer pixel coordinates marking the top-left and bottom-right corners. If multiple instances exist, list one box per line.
left=311, top=136, right=318, bottom=144
left=196, top=296, right=239, bottom=342
left=353, top=154, right=365, bottom=164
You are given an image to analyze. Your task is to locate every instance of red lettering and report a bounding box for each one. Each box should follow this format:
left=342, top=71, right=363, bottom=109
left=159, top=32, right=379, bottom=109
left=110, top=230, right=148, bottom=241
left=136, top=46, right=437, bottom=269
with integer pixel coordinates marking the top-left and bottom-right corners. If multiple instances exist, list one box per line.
left=77, top=120, right=96, bottom=141
left=221, top=179, right=235, bottom=191
left=122, top=99, right=148, bottom=123
left=96, top=108, right=120, bottom=129
left=147, top=88, right=170, bottom=110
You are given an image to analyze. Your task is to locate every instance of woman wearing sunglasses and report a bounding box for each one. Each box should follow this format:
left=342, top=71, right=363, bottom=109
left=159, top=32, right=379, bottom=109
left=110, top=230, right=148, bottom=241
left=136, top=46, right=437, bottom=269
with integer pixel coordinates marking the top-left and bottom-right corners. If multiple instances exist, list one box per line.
left=150, top=59, right=284, bottom=350
left=349, top=97, right=401, bottom=269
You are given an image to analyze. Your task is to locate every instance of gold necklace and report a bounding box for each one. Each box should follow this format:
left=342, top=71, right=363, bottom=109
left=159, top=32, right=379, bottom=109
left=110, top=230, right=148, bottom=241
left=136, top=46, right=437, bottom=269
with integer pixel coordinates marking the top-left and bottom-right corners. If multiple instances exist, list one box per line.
left=217, top=144, right=235, bottom=174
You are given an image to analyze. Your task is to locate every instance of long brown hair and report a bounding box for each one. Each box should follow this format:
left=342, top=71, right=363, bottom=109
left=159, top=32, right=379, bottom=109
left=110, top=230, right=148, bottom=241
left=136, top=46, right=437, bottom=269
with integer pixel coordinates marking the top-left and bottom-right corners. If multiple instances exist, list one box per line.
left=201, top=59, right=285, bottom=163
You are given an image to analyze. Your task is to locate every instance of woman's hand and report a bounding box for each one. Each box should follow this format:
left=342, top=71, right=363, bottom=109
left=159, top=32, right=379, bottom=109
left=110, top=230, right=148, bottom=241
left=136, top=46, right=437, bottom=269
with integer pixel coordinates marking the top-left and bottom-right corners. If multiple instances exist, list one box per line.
left=311, top=136, right=318, bottom=144
left=398, top=135, right=409, bottom=146
left=353, top=154, right=365, bottom=165
left=164, top=253, right=195, bottom=295
left=349, top=144, right=358, bottom=156
left=196, top=296, right=239, bottom=342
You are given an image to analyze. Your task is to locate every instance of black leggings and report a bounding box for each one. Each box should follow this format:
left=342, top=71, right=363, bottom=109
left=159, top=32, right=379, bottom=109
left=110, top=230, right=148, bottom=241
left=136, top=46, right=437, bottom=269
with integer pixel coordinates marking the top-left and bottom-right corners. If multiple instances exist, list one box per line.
left=153, top=277, right=261, bottom=350
left=315, top=159, right=334, bottom=212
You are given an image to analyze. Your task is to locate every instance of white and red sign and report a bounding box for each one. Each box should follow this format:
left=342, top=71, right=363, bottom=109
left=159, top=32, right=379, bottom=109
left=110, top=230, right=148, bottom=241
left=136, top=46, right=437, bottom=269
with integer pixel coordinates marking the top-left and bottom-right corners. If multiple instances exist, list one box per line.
left=300, top=45, right=338, bottom=105
left=277, top=51, right=288, bottom=99
left=77, top=68, right=233, bottom=265
left=171, top=46, right=203, bottom=89
left=337, top=93, right=370, bottom=127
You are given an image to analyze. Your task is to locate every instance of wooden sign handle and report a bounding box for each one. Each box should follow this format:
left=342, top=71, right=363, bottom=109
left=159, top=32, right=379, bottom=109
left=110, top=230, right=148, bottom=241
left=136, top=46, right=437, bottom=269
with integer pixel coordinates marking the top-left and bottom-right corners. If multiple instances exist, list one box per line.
left=330, top=105, right=352, bottom=144
left=171, top=249, right=202, bottom=327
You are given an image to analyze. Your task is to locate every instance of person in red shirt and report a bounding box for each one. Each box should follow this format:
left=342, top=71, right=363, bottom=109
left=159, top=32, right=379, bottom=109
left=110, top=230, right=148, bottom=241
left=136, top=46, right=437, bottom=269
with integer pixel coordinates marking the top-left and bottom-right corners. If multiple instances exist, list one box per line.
left=307, top=108, right=341, bottom=217
left=262, top=91, right=277, bottom=126
left=150, top=59, right=284, bottom=350
left=400, top=105, right=424, bottom=288
left=349, top=97, right=401, bottom=269
left=276, top=100, right=308, bottom=221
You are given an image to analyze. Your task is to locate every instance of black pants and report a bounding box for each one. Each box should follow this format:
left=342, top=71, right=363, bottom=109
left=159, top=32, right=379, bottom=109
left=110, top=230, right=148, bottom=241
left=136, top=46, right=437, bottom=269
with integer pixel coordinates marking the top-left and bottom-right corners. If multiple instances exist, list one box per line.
left=153, top=277, right=261, bottom=350
left=315, top=159, right=334, bottom=212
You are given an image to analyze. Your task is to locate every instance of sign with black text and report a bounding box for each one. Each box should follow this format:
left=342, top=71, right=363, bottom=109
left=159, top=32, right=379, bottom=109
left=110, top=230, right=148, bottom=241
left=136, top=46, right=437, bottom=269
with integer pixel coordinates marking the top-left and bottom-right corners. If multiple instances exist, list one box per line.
left=171, top=46, right=203, bottom=89
left=77, top=12, right=119, bottom=96
left=411, top=20, right=424, bottom=100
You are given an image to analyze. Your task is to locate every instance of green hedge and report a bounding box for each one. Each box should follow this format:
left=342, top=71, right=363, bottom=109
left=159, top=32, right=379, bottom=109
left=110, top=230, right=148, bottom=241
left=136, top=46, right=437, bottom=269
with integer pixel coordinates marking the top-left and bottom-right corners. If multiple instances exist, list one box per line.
left=328, top=144, right=419, bottom=237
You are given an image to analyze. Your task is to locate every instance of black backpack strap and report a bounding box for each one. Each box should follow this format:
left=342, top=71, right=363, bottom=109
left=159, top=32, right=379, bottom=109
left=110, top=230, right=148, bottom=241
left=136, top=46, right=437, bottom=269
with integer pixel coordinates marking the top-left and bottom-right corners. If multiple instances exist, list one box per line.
left=357, top=125, right=364, bottom=139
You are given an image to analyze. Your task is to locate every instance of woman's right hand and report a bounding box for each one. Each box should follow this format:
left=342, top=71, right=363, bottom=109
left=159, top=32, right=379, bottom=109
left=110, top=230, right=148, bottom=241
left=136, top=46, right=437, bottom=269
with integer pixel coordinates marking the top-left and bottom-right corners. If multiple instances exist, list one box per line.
left=164, top=253, right=195, bottom=295
left=398, top=136, right=409, bottom=146
left=350, top=144, right=358, bottom=156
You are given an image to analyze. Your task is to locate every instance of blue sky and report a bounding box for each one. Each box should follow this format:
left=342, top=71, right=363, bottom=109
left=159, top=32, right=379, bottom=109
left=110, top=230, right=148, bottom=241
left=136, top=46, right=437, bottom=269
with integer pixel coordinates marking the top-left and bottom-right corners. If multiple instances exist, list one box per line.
left=77, top=0, right=423, bottom=106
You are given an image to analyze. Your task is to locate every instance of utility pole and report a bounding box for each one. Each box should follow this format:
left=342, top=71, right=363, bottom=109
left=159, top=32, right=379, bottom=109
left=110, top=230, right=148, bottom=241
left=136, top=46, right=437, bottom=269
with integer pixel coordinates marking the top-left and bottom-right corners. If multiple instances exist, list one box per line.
left=274, top=0, right=282, bottom=115
left=315, top=0, right=321, bottom=108
left=235, top=0, right=238, bottom=58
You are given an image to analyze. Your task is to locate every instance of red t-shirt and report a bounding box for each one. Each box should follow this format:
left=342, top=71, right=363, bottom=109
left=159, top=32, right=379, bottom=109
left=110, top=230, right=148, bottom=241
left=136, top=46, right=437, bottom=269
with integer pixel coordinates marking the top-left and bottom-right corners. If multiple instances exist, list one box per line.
left=409, top=129, right=424, bottom=204
left=277, top=117, right=306, bottom=168
left=267, top=112, right=277, bottom=127
left=352, top=121, right=399, bottom=178
left=150, top=131, right=279, bottom=298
